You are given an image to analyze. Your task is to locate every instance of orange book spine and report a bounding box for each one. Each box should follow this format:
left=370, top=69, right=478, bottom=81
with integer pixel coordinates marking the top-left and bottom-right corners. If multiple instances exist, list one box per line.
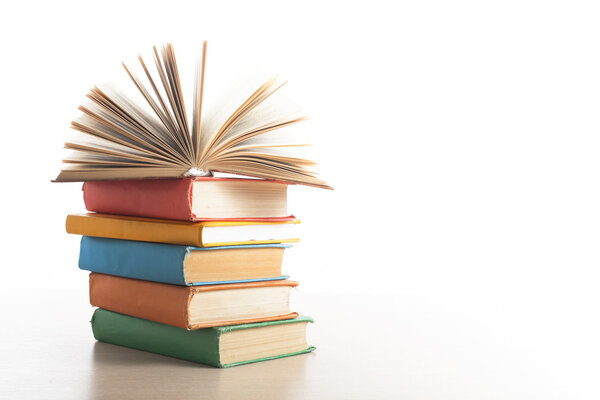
left=89, top=273, right=191, bottom=328
left=89, top=274, right=300, bottom=329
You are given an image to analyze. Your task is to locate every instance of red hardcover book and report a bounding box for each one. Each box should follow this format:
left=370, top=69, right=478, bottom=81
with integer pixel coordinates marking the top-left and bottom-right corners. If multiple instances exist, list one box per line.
left=83, top=177, right=293, bottom=221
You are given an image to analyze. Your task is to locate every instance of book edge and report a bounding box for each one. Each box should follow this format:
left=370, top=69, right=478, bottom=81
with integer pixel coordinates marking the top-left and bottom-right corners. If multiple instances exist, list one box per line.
left=222, top=346, right=316, bottom=368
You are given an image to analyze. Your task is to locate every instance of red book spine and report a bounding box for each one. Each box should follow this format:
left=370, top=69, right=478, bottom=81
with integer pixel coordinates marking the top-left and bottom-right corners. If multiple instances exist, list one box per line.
left=83, top=179, right=195, bottom=221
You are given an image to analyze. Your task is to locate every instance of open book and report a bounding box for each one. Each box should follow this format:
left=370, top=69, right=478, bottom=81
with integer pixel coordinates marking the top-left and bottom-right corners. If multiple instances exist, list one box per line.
left=54, top=42, right=331, bottom=189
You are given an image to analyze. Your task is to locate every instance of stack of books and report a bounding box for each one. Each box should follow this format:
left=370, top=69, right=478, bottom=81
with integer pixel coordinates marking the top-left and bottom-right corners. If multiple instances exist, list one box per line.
left=54, top=43, right=331, bottom=367
left=66, top=177, right=315, bottom=367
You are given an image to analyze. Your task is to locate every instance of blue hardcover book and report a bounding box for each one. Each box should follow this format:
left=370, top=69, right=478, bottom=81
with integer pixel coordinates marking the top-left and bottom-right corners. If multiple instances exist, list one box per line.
left=79, top=236, right=290, bottom=286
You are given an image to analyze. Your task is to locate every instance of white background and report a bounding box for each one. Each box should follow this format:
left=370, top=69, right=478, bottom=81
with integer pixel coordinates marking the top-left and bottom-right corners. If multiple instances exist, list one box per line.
left=2, top=0, right=600, bottom=398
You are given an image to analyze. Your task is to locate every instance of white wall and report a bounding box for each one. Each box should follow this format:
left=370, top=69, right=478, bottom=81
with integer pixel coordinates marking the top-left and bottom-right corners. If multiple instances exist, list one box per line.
left=3, top=0, right=600, bottom=300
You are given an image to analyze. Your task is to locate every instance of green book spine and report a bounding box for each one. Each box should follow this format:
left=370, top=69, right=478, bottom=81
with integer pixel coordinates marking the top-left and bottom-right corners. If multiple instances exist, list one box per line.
left=91, top=309, right=315, bottom=368
left=91, top=308, right=221, bottom=366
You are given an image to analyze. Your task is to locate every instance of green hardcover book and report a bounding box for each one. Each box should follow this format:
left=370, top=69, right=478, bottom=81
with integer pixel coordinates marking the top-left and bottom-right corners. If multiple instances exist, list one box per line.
left=91, top=309, right=315, bottom=368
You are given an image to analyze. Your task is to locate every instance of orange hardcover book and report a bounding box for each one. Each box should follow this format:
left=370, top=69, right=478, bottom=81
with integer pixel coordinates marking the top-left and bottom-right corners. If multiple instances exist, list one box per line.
left=89, top=273, right=299, bottom=329
left=66, top=213, right=300, bottom=247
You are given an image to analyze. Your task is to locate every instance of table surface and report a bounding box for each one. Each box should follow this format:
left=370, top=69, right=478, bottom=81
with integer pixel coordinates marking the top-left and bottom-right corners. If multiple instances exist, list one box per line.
left=1, top=289, right=599, bottom=400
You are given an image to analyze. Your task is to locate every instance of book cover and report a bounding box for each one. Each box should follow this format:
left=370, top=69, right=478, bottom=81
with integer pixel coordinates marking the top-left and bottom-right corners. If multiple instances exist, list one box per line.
left=91, top=308, right=315, bottom=368
left=66, top=213, right=300, bottom=247
left=83, top=178, right=295, bottom=221
left=79, top=236, right=290, bottom=286
left=89, top=273, right=299, bottom=329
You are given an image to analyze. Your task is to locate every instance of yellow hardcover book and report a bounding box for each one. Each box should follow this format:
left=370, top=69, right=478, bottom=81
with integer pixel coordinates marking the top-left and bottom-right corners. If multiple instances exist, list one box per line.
left=65, top=214, right=300, bottom=247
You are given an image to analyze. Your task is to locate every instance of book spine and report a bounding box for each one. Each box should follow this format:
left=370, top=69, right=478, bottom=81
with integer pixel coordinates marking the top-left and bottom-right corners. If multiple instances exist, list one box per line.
left=91, top=309, right=223, bottom=367
left=83, top=179, right=195, bottom=221
left=89, top=273, right=192, bottom=329
left=66, top=214, right=204, bottom=246
left=79, top=237, right=188, bottom=285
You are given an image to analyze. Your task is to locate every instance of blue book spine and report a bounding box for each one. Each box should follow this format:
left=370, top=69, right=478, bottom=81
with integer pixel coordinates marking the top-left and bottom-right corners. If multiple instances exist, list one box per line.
left=78, top=237, right=290, bottom=286
left=79, top=236, right=189, bottom=285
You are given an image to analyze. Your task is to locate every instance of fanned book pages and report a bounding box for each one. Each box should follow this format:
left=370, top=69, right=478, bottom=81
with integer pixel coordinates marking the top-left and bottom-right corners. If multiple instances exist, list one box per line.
left=54, top=42, right=331, bottom=189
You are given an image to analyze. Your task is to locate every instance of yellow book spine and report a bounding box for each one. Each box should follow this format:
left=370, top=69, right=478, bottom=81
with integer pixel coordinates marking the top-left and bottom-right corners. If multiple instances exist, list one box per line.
left=66, top=214, right=204, bottom=246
